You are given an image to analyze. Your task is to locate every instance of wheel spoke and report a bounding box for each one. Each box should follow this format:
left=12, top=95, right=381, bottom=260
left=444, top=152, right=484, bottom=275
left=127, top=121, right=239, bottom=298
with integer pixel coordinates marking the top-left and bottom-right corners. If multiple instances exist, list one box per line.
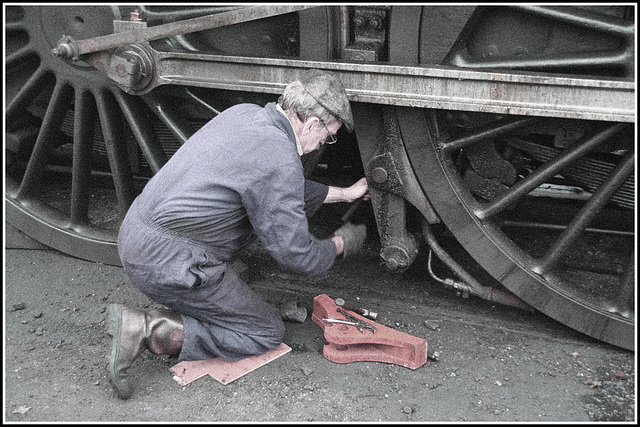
left=4, top=21, right=24, bottom=32
left=534, top=149, right=635, bottom=274
left=70, top=90, right=97, bottom=225
left=184, top=88, right=222, bottom=116
left=5, top=45, right=34, bottom=67
left=142, top=91, right=196, bottom=144
left=475, top=123, right=628, bottom=220
left=504, top=136, right=635, bottom=210
left=16, top=80, right=73, bottom=199
left=115, top=91, right=169, bottom=174
left=440, top=117, right=537, bottom=154
left=6, top=66, right=51, bottom=125
left=95, top=90, right=137, bottom=218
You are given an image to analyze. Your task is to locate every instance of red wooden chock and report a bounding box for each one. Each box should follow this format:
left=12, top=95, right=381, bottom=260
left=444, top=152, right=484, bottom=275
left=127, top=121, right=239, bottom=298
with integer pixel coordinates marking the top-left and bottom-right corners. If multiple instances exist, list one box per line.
left=311, top=294, right=427, bottom=370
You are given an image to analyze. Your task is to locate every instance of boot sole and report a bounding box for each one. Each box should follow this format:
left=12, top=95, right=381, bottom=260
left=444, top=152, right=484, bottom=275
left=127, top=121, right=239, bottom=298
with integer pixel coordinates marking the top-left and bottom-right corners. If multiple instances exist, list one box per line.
left=106, top=304, right=133, bottom=399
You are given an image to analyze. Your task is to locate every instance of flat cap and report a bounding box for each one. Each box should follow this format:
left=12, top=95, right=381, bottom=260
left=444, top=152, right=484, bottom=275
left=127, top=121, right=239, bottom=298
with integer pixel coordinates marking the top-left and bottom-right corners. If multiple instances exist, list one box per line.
left=300, top=69, right=354, bottom=133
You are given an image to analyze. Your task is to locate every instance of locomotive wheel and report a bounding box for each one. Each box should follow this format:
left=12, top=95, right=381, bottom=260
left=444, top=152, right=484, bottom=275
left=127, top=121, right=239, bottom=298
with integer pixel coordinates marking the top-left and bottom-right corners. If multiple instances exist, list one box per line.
left=5, top=5, right=330, bottom=265
left=6, top=5, right=133, bottom=265
left=402, top=109, right=634, bottom=350
left=387, top=6, right=634, bottom=349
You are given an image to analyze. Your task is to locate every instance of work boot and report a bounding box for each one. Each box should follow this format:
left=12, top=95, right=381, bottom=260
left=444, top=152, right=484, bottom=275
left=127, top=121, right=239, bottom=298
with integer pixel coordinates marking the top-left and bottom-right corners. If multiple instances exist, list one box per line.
left=279, top=299, right=307, bottom=323
left=106, top=304, right=184, bottom=399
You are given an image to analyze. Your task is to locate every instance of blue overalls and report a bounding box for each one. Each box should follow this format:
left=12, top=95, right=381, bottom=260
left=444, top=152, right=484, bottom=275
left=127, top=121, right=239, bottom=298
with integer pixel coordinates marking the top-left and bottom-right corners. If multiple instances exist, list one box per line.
left=118, top=102, right=336, bottom=361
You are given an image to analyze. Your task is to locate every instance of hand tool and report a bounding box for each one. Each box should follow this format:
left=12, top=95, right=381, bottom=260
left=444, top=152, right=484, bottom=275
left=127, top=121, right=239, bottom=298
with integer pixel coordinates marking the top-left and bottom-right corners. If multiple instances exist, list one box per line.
left=334, top=297, right=378, bottom=320
left=322, top=318, right=362, bottom=326
left=336, top=308, right=377, bottom=333
left=340, top=197, right=364, bottom=223
left=321, top=317, right=376, bottom=334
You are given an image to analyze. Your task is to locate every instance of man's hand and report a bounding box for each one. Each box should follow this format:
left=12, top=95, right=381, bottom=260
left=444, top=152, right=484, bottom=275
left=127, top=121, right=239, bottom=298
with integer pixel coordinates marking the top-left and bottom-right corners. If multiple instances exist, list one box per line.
left=325, top=177, right=370, bottom=204
left=333, top=222, right=367, bottom=258
left=345, top=177, right=370, bottom=203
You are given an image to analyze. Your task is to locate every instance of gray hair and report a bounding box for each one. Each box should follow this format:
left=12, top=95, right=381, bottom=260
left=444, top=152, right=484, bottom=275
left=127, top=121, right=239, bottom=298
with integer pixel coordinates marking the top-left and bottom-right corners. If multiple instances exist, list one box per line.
left=278, top=81, right=337, bottom=126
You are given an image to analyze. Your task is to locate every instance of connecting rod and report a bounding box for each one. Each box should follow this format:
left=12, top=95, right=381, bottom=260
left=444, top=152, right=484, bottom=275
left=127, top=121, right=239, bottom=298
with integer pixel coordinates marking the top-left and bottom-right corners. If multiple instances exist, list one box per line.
left=50, top=6, right=634, bottom=123
left=51, top=5, right=315, bottom=60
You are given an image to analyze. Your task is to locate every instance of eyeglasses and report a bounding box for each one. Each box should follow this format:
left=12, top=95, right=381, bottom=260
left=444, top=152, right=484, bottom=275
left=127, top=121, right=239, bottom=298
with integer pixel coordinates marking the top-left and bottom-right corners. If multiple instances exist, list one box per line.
left=319, top=119, right=338, bottom=144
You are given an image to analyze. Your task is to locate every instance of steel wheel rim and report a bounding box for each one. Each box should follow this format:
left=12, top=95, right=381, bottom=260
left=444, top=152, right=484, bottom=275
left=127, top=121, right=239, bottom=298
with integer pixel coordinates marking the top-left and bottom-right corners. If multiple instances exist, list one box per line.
left=390, top=5, right=635, bottom=349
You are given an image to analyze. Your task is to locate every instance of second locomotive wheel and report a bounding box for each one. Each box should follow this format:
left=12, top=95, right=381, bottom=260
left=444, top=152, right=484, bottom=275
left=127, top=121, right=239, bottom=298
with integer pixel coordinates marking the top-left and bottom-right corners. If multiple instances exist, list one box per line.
left=385, top=5, right=635, bottom=350
left=399, top=108, right=634, bottom=351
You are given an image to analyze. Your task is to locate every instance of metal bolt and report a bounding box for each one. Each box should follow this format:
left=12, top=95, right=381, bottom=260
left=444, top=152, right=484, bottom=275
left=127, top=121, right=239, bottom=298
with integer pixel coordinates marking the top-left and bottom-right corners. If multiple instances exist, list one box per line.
left=372, top=167, right=388, bottom=183
left=51, top=42, right=73, bottom=59
left=369, top=17, right=382, bottom=30
left=482, top=44, right=499, bottom=58
left=115, top=64, right=127, bottom=77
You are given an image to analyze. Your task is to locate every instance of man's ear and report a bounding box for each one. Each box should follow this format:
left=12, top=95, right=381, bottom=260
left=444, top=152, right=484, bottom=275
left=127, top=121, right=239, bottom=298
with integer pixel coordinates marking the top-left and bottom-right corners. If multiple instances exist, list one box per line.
left=303, top=116, right=320, bottom=133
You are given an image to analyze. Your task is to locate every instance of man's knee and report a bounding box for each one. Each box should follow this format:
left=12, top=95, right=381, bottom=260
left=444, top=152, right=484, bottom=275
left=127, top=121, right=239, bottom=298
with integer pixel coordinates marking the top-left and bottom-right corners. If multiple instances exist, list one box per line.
left=262, top=315, right=286, bottom=350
